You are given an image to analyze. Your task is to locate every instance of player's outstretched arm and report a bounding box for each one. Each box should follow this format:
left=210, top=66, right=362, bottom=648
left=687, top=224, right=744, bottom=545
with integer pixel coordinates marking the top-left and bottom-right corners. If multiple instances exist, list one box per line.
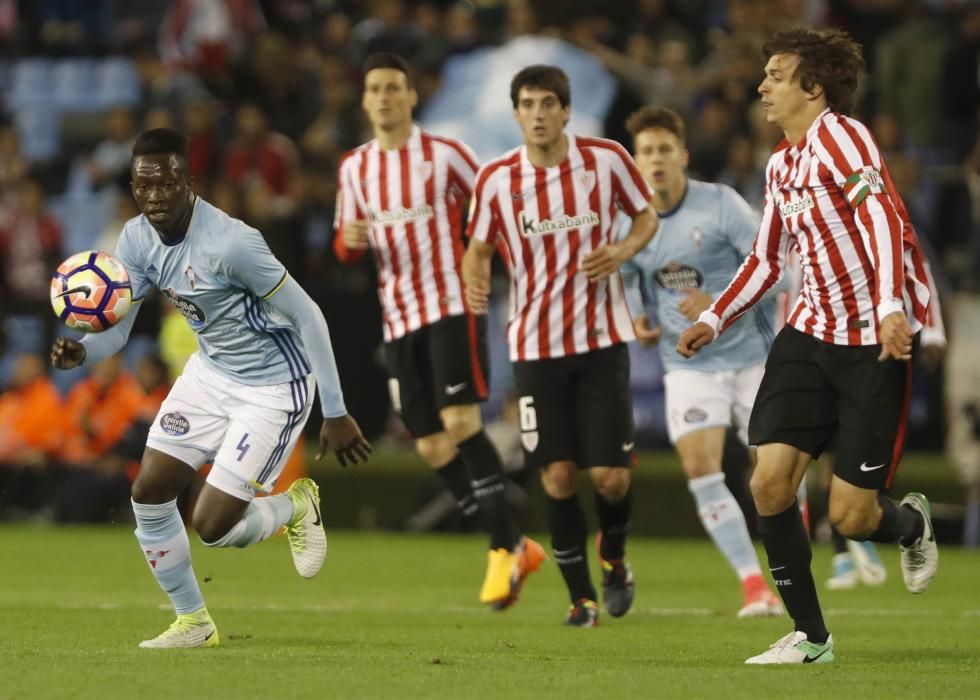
left=461, top=239, right=494, bottom=314
left=677, top=321, right=715, bottom=358
left=264, top=276, right=372, bottom=466
left=582, top=206, right=659, bottom=282
left=51, top=304, right=141, bottom=369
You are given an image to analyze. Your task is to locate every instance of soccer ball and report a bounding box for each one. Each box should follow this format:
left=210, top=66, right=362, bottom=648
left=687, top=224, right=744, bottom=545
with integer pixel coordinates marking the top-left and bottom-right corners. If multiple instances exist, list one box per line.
left=50, top=251, right=133, bottom=332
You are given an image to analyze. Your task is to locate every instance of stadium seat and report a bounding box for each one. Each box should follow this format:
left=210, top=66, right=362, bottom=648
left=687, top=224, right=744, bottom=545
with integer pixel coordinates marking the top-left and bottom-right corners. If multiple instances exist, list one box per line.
left=8, top=58, right=54, bottom=110
left=95, top=57, right=141, bottom=108
left=13, top=108, right=60, bottom=161
left=52, top=58, right=98, bottom=112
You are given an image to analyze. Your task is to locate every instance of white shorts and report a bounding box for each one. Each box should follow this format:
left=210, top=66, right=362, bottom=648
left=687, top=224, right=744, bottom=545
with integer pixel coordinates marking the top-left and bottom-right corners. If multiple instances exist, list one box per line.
left=663, top=364, right=766, bottom=445
left=146, top=353, right=314, bottom=500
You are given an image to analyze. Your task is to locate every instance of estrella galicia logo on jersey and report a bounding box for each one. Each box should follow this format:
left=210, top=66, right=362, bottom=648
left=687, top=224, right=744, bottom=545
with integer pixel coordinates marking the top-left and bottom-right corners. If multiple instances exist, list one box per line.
left=684, top=407, right=709, bottom=423
left=519, top=210, right=599, bottom=237
left=160, top=412, right=190, bottom=436
left=654, top=261, right=704, bottom=290
left=162, top=287, right=207, bottom=328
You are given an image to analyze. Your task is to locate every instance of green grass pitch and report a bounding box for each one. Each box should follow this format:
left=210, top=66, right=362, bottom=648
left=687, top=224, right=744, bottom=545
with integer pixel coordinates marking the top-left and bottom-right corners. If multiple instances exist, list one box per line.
left=2, top=526, right=977, bottom=699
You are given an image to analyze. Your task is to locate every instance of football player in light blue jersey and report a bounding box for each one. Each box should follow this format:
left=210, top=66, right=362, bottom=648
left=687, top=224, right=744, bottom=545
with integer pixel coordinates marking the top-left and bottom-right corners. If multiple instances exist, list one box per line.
left=620, top=107, right=786, bottom=618
left=51, top=129, right=371, bottom=649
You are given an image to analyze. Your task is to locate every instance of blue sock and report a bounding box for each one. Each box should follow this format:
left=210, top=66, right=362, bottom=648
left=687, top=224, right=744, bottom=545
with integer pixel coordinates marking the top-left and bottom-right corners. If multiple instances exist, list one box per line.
left=133, top=498, right=206, bottom=615
left=688, top=473, right=763, bottom=581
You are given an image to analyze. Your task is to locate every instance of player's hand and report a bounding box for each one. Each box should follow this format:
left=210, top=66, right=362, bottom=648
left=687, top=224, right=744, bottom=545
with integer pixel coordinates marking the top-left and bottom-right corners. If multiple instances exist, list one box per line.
left=317, top=415, right=372, bottom=467
left=342, top=219, right=370, bottom=250
left=633, top=315, right=662, bottom=347
left=677, top=289, right=713, bottom=322
left=677, top=322, right=715, bottom=358
left=582, top=242, right=629, bottom=282
left=461, top=249, right=491, bottom=314
left=50, top=337, right=85, bottom=369
left=878, top=311, right=913, bottom=361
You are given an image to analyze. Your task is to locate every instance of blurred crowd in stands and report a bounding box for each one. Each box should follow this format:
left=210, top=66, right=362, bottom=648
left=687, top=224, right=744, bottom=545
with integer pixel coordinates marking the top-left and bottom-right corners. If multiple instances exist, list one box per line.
left=1, top=0, right=979, bottom=525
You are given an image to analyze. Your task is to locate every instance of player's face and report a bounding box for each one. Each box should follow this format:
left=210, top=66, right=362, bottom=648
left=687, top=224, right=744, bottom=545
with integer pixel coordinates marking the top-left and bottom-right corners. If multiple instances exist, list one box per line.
left=362, top=68, right=417, bottom=130
left=514, top=87, right=569, bottom=149
left=130, top=154, right=193, bottom=232
left=758, top=53, right=813, bottom=130
left=633, top=127, right=688, bottom=192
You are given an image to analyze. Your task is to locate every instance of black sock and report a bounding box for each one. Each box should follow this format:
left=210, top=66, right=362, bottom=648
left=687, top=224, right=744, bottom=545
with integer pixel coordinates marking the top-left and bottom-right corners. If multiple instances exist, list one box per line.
left=434, top=454, right=480, bottom=521
left=830, top=525, right=848, bottom=555
left=595, top=486, right=631, bottom=561
left=866, top=495, right=924, bottom=546
left=457, top=431, right=520, bottom=550
left=547, top=493, right=597, bottom=603
left=758, top=503, right=828, bottom=643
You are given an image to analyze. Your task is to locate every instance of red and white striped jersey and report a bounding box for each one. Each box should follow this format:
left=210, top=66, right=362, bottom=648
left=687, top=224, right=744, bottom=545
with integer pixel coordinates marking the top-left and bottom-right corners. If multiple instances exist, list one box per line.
left=775, top=247, right=946, bottom=346
left=468, top=134, right=653, bottom=361
left=702, top=109, right=930, bottom=346
left=334, top=125, right=479, bottom=341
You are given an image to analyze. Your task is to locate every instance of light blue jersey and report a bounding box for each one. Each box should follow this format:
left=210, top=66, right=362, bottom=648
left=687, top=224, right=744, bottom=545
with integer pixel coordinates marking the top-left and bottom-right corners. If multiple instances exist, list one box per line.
left=81, top=197, right=346, bottom=416
left=622, top=179, right=780, bottom=373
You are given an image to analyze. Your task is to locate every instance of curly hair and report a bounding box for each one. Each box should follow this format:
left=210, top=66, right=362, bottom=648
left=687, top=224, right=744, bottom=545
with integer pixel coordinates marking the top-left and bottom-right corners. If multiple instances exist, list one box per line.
left=763, top=27, right=865, bottom=115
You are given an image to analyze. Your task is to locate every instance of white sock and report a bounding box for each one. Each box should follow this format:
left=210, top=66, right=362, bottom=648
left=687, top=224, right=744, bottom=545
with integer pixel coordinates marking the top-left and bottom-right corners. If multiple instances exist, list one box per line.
left=133, top=498, right=206, bottom=615
left=688, top=473, right=763, bottom=581
left=204, top=494, right=295, bottom=548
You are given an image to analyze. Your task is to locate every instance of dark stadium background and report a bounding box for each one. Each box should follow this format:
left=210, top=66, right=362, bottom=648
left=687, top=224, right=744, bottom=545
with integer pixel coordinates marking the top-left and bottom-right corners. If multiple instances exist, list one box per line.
left=0, top=0, right=977, bottom=541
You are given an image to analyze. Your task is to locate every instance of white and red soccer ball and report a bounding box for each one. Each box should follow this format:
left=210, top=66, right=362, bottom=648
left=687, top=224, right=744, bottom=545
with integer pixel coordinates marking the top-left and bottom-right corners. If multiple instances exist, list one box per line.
left=50, top=251, right=133, bottom=332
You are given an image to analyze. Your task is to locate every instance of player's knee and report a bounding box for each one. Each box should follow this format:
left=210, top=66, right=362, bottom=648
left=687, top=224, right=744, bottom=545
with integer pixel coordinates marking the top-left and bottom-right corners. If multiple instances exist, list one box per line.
left=416, top=434, right=456, bottom=467
left=131, top=472, right=176, bottom=505
left=680, top=454, right=718, bottom=479
left=541, top=463, right=578, bottom=498
left=749, top=472, right=795, bottom=511
left=591, top=467, right=630, bottom=501
left=194, top=514, right=233, bottom=545
left=439, top=406, right=481, bottom=444
left=829, top=502, right=877, bottom=539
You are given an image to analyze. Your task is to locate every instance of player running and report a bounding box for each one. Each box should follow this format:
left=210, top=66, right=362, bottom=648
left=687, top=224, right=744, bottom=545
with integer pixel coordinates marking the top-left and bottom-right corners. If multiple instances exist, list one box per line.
left=51, top=128, right=371, bottom=648
left=333, top=52, right=544, bottom=608
left=620, top=106, right=785, bottom=618
left=462, top=65, right=659, bottom=626
left=678, top=28, right=939, bottom=664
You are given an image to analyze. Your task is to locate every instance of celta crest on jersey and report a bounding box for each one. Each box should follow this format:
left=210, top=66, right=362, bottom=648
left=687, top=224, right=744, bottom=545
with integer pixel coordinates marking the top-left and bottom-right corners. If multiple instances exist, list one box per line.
left=368, top=204, right=434, bottom=226
left=519, top=210, right=599, bottom=237
left=162, top=287, right=207, bottom=328
left=655, top=261, right=704, bottom=291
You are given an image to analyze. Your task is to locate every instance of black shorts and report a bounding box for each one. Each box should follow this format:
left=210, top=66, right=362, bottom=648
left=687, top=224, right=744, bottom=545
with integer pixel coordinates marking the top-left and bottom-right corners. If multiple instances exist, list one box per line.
left=512, top=343, right=634, bottom=469
left=748, top=326, right=912, bottom=490
left=384, top=314, right=489, bottom=438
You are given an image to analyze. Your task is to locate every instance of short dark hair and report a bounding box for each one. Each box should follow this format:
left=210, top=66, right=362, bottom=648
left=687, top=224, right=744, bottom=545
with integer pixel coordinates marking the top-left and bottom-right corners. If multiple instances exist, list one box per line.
left=510, top=65, right=570, bottom=108
left=625, top=106, right=686, bottom=144
left=132, top=128, right=188, bottom=160
left=762, top=27, right=865, bottom=115
left=363, top=52, right=413, bottom=87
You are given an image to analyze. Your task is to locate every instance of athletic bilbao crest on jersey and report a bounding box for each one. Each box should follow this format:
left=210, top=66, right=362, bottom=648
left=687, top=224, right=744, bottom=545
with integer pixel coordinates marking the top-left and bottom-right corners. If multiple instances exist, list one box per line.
left=843, top=166, right=886, bottom=208
left=578, top=170, right=596, bottom=194
left=162, top=287, right=207, bottom=329
left=654, top=261, right=704, bottom=291
left=417, top=161, right=433, bottom=182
